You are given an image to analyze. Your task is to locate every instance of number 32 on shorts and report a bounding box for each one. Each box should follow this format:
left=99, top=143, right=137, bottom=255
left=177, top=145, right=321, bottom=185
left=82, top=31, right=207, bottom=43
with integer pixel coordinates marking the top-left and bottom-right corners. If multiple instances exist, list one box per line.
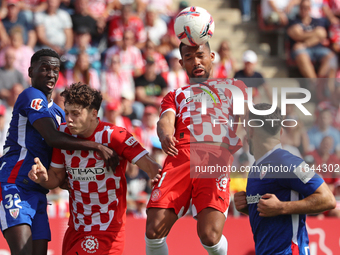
left=4, top=193, right=22, bottom=209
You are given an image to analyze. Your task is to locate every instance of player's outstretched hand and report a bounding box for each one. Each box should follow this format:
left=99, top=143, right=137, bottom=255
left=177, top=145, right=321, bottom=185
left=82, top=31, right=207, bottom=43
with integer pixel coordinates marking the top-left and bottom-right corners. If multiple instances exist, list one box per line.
left=151, top=169, right=162, bottom=187
left=234, top=191, right=249, bottom=215
left=160, top=135, right=178, bottom=156
left=257, top=193, right=283, bottom=217
left=29, top=157, right=48, bottom=183
left=96, top=144, right=122, bottom=172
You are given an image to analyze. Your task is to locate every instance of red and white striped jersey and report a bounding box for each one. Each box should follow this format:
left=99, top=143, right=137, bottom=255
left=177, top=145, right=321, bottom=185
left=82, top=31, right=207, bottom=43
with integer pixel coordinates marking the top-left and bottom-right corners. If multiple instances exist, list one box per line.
left=50, top=120, right=148, bottom=232
left=160, top=78, right=248, bottom=154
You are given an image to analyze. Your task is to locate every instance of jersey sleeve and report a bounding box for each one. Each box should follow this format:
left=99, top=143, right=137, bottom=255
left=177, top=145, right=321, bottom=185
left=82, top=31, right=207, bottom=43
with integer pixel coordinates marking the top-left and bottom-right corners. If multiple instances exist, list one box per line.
left=280, top=160, right=324, bottom=197
left=160, top=90, right=176, bottom=117
left=50, top=147, right=65, bottom=169
left=20, top=89, right=52, bottom=125
left=108, top=126, right=148, bottom=164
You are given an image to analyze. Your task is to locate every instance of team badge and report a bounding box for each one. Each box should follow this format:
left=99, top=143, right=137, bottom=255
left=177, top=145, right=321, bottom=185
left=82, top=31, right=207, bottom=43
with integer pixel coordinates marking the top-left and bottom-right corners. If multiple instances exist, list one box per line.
left=30, top=98, right=43, bottom=111
left=260, top=166, right=268, bottom=180
left=150, top=189, right=162, bottom=202
left=9, top=208, right=19, bottom=219
left=81, top=236, right=99, bottom=253
left=93, top=151, right=102, bottom=160
left=216, top=174, right=228, bottom=192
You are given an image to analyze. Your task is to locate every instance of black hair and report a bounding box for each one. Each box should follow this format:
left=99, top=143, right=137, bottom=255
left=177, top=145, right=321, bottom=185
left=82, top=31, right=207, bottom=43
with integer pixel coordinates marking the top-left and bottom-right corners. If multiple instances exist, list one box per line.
left=248, top=103, right=283, bottom=135
left=60, top=82, right=102, bottom=111
left=30, top=48, right=60, bottom=65
left=179, top=41, right=210, bottom=57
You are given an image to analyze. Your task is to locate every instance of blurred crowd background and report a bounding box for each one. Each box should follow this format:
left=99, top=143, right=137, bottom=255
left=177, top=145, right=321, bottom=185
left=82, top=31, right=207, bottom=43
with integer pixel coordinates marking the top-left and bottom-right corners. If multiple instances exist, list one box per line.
left=0, top=0, right=340, bottom=219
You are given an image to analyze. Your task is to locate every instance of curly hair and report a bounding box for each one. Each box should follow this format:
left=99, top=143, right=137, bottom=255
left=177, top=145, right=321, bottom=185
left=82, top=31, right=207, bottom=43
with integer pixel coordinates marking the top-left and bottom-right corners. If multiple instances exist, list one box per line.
left=60, top=82, right=102, bottom=111
left=30, top=48, right=60, bottom=65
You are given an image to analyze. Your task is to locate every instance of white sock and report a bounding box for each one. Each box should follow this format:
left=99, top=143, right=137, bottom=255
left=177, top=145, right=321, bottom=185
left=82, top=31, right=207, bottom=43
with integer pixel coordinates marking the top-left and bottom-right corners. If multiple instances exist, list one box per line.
left=145, top=236, right=168, bottom=255
left=201, top=235, right=228, bottom=255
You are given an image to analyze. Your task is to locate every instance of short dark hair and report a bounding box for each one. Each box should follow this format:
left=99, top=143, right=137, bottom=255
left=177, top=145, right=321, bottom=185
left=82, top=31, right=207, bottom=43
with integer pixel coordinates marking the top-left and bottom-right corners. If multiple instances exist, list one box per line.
left=60, top=82, right=102, bottom=111
left=30, top=48, right=60, bottom=65
left=179, top=41, right=210, bottom=57
left=248, top=103, right=283, bottom=135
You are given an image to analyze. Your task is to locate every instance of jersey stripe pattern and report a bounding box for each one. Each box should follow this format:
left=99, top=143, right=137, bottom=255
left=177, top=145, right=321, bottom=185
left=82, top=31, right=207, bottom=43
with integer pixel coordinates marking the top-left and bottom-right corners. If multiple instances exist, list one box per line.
left=246, top=145, right=324, bottom=255
left=160, top=78, right=248, bottom=154
left=0, top=87, right=65, bottom=193
left=50, top=121, right=147, bottom=232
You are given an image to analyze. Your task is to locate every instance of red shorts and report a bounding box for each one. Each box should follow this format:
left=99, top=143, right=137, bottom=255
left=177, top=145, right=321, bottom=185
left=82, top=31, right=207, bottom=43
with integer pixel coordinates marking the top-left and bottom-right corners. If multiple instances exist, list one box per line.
left=147, top=143, right=233, bottom=218
left=62, top=227, right=125, bottom=255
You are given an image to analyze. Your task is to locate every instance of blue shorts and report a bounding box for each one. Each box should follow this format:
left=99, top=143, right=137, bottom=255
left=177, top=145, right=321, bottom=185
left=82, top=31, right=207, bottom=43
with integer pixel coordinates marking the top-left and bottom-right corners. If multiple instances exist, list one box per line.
left=291, top=45, right=332, bottom=62
left=0, top=183, right=51, bottom=241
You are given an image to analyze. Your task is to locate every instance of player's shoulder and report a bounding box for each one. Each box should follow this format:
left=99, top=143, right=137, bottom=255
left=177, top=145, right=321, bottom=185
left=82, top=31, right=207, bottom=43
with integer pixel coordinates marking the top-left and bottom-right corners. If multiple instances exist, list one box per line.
left=272, top=148, right=304, bottom=166
left=19, top=87, right=44, bottom=99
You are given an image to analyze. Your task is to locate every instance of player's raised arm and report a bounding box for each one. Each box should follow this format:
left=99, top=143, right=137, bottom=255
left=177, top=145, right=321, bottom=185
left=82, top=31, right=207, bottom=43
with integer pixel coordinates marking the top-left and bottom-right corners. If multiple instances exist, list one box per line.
left=33, top=117, right=119, bottom=172
left=157, top=111, right=178, bottom=156
left=28, top=157, right=66, bottom=189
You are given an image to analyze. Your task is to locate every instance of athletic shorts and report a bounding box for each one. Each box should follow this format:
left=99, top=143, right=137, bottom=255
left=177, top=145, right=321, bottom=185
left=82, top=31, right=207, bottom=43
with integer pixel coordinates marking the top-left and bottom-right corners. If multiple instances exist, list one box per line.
left=0, top=182, right=51, bottom=241
left=62, top=227, right=125, bottom=255
left=147, top=143, right=233, bottom=218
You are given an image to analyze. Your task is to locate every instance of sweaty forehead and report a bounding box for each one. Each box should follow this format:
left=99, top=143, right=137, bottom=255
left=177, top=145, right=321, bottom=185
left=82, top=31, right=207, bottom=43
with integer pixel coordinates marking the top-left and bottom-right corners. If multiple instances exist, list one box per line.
left=37, top=56, right=60, bottom=66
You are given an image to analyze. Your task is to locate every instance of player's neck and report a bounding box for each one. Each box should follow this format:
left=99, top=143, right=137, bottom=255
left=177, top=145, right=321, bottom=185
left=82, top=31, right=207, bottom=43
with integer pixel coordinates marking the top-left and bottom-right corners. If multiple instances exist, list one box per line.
left=78, top=118, right=99, bottom=138
left=253, top=138, right=281, bottom=162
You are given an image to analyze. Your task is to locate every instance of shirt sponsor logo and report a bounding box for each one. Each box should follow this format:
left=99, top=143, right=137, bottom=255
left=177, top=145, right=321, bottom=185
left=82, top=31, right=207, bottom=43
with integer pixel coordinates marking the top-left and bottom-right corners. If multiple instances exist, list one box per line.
left=30, top=98, right=43, bottom=111
left=67, top=167, right=105, bottom=181
left=125, top=136, right=137, bottom=146
left=81, top=235, right=99, bottom=253
left=246, top=194, right=262, bottom=204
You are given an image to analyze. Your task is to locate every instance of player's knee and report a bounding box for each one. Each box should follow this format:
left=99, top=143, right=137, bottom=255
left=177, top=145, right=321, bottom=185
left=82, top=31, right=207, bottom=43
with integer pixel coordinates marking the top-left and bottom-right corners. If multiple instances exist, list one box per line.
left=145, top=226, right=164, bottom=239
left=199, top=230, right=221, bottom=246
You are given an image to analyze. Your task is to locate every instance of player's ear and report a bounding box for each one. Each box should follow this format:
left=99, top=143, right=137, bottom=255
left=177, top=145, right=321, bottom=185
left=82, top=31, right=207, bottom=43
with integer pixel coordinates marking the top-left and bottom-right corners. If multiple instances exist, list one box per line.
left=179, top=59, right=183, bottom=68
left=211, top=51, right=215, bottom=62
left=28, top=67, right=33, bottom=78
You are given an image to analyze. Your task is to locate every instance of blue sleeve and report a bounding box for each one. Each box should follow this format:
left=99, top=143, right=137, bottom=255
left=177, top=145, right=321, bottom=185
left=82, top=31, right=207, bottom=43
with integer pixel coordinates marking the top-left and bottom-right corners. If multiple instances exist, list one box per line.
left=280, top=160, right=324, bottom=197
left=20, top=89, right=51, bottom=125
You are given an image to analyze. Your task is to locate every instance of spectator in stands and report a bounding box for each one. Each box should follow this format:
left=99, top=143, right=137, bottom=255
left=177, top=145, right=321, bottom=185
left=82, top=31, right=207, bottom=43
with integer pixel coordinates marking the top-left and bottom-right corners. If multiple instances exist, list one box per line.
left=0, top=26, right=34, bottom=84
left=71, top=0, right=104, bottom=47
left=281, top=116, right=310, bottom=155
left=3, top=83, right=24, bottom=128
left=307, top=108, right=340, bottom=154
left=2, top=0, right=37, bottom=48
left=261, top=0, right=300, bottom=26
left=139, top=105, right=158, bottom=153
left=120, top=88, right=140, bottom=122
left=156, top=33, right=174, bottom=58
left=144, top=5, right=168, bottom=46
left=0, top=104, right=8, bottom=156
left=163, top=48, right=188, bottom=91
left=64, top=26, right=101, bottom=74
left=35, top=0, right=73, bottom=55
left=103, top=100, right=134, bottom=133
left=108, top=3, right=146, bottom=49
left=234, top=50, right=272, bottom=103
left=0, top=20, right=10, bottom=49
left=135, top=56, right=168, bottom=107
left=315, top=83, right=340, bottom=130
left=240, top=0, right=252, bottom=22
left=214, top=39, right=236, bottom=78
left=129, top=191, right=148, bottom=219
left=87, top=0, right=114, bottom=21
left=287, top=0, right=336, bottom=79
left=0, top=47, right=27, bottom=101
left=20, top=0, right=47, bottom=24
left=306, top=136, right=340, bottom=184
left=137, top=0, right=173, bottom=22
left=142, top=39, right=169, bottom=75
left=322, top=0, right=340, bottom=25
left=105, top=29, right=144, bottom=78
left=65, top=51, right=100, bottom=90
left=101, top=53, right=134, bottom=103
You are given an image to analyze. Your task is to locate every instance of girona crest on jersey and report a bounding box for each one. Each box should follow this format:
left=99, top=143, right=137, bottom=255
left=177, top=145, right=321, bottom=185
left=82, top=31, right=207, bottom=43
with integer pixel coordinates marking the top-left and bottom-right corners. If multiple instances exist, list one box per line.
left=30, top=98, right=43, bottom=111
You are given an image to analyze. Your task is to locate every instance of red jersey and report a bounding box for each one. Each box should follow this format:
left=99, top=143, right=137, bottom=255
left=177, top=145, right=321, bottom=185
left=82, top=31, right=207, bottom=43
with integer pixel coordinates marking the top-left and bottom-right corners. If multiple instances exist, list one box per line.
left=160, top=78, right=248, bottom=154
left=108, top=16, right=146, bottom=44
left=50, top=121, right=148, bottom=232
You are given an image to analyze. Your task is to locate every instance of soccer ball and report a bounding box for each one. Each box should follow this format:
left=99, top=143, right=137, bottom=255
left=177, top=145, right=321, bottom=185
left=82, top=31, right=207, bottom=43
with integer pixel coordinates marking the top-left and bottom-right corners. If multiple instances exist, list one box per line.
left=174, top=6, right=215, bottom=46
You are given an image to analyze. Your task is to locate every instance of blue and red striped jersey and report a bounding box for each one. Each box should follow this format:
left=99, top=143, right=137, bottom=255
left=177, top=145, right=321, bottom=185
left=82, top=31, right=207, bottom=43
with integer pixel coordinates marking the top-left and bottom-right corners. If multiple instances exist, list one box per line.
left=0, top=87, right=65, bottom=193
